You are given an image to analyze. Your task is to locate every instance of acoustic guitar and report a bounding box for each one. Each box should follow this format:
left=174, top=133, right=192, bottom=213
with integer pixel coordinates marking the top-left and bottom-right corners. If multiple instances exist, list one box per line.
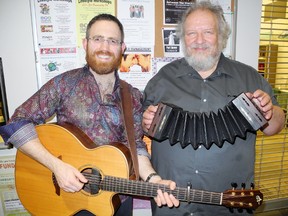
left=15, top=124, right=263, bottom=216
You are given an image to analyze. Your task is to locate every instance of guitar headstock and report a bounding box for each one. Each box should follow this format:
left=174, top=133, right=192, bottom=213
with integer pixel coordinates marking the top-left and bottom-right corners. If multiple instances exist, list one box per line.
left=222, top=188, right=263, bottom=210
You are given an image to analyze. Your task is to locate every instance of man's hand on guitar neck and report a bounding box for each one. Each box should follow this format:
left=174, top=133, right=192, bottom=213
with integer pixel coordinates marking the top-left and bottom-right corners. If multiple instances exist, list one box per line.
left=151, top=177, right=180, bottom=208
left=19, top=138, right=88, bottom=192
left=139, top=155, right=180, bottom=208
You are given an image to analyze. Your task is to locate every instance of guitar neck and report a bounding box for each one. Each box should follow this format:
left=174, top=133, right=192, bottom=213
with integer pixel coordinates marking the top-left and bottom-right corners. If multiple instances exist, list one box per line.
left=101, top=176, right=222, bottom=205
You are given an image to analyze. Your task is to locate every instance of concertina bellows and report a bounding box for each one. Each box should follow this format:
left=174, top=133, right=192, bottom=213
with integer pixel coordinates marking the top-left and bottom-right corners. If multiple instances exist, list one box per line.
left=147, top=93, right=267, bottom=150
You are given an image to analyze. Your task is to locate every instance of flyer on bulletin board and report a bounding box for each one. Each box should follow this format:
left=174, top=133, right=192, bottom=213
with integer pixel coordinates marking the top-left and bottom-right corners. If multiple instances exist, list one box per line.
left=162, top=27, right=184, bottom=57
left=0, top=150, right=30, bottom=215
left=32, top=0, right=116, bottom=87
left=118, top=46, right=154, bottom=92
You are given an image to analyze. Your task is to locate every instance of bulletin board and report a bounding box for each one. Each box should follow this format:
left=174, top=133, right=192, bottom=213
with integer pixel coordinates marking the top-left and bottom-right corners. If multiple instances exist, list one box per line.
left=155, top=0, right=169, bottom=57
left=29, top=0, right=236, bottom=91
left=154, top=0, right=236, bottom=58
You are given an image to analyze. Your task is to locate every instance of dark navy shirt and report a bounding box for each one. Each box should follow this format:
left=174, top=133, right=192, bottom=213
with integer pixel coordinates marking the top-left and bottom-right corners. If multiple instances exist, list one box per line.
left=143, top=54, right=278, bottom=216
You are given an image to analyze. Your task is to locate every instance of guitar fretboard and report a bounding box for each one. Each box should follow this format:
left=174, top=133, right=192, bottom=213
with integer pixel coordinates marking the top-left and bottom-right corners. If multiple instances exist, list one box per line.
left=100, top=176, right=222, bottom=205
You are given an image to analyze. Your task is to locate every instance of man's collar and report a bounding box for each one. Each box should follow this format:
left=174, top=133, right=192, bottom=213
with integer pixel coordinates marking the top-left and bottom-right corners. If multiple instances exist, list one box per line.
left=215, top=53, right=233, bottom=77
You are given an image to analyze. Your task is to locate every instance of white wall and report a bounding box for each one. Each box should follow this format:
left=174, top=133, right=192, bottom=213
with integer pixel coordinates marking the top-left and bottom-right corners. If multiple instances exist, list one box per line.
left=0, top=0, right=38, bottom=116
left=0, top=0, right=262, bottom=116
left=235, top=0, right=262, bottom=69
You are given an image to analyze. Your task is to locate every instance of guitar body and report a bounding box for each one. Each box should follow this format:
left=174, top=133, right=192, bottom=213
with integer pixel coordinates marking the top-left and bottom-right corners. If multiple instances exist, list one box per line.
left=15, top=124, right=133, bottom=216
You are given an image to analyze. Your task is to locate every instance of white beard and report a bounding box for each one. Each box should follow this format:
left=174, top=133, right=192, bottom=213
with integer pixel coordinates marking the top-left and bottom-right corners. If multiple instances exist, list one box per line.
left=185, top=52, right=220, bottom=72
left=183, top=42, right=221, bottom=72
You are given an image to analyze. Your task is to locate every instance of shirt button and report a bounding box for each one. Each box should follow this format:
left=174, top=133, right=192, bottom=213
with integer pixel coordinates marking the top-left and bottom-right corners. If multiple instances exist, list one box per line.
left=190, top=213, right=194, bottom=216
left=203, top=99, right=207, bottom=102
left=195, top=170, right=199, bottom=174
left=199, top=146, right=202, bottom=149
left=203, top=79, right=207, bottom=82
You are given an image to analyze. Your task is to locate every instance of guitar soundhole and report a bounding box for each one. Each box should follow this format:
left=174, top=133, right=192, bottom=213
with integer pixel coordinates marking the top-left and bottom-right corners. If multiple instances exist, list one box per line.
left=81, top=168, right=102, bottom=195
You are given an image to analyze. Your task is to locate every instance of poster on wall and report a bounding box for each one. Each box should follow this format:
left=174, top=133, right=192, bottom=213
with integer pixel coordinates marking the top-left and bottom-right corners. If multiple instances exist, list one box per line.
left=32, top=0, right=77, bottom=87
left=162, top=27, right=183, bottom=57
left=31, top=0, right=236, bottom=89
left=163, top=0, right=196, bottom=25
left=118, top=46, right=154, bottom=91
left=76, top=1, right=116, bottom=69
left=0, top=149, right=30, bottom=215
left=117, top=0, right=155, bottom=44
left=31, top=0, right=115, bottom=87
left=30, top=0, right=157, bottom=99
left=162, top=0, right=236, bottom=59
left=76, top=1, right=115, bottom=47
left=117, top=0, right=155, bottom=91
left=34, top=0, right=77, bottom=47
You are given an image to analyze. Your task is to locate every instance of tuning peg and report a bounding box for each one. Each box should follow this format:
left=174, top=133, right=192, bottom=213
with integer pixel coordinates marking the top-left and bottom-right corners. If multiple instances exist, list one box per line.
left=231, top=182, right=238, bottom=189
left=241, top=183, right=246, bottom=189
left=250, top=183, right=255, bottom=189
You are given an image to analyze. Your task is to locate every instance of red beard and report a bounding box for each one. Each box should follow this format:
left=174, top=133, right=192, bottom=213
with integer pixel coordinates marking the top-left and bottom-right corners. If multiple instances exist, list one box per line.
left=86, top=50, right=122, bottom=75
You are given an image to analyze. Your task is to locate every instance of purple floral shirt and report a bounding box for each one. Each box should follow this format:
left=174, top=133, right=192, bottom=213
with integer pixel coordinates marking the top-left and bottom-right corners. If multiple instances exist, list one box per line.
left=0, top=66, right=148, bottom=157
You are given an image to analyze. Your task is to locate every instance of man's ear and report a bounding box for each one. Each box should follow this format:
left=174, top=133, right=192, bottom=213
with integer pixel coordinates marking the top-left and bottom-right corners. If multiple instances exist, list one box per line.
left=82, top=38, right=88, bottom=51
left=121, top=42, right=126, bottom=53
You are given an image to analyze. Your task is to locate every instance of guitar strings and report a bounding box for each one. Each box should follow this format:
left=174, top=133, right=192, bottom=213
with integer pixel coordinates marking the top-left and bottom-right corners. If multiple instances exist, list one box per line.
left=80, top=173, right=223, bottom=205
left=81, top=172, right=257, bottom=208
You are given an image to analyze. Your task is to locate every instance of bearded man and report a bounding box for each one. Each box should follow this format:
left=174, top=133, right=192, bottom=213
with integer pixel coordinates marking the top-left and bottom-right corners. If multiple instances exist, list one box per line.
left=142, top=1, right=285, bottom=216
left=0, top=14, right=178, bottom=216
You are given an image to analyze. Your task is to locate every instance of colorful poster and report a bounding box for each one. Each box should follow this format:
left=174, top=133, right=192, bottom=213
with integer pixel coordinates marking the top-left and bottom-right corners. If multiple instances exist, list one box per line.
left=76, top=0, right=115, bottom=47
left=32, top=0, right=78, bottom=87
left=34, top=0, right=77, bottom=47
left=117, top=0, right=155, bottom=90
left=118, top=46, right=154, bottom=91
left=32, top=0, right=116, bottom=87
left=117, top=0, right=155, bottom=45
left=0, top=149, right=30, bottom=215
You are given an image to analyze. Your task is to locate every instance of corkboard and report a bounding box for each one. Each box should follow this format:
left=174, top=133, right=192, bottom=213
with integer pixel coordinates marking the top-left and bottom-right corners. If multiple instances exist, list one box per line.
left=154, top=0, right=235, bottom=58
left=155, top=1, right=165, bottom=57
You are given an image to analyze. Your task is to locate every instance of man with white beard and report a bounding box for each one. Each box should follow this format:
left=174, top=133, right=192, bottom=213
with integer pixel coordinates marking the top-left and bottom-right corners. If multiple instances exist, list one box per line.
left=142, top=1, right=285, bottom=216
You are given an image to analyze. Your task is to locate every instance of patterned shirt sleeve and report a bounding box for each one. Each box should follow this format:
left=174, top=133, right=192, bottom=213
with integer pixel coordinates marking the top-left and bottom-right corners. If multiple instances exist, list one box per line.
left=0, top=120, right=37, bottom=148
left=0, top=75, right=62, bottom=148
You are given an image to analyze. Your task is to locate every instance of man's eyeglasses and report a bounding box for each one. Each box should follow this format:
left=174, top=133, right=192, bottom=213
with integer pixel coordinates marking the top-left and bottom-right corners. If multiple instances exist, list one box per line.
left=87, top=35, right=122, bottom=46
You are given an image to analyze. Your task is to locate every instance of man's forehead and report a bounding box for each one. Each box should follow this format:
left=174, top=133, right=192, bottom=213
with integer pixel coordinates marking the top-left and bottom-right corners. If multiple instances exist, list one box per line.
left=90, top=20, right=121, bottom=37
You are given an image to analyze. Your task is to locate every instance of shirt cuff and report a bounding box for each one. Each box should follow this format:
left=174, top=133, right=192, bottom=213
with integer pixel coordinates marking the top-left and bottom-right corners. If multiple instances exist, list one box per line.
left=7, top=123, right=38, bottom=148
left=137, top=147, right=151, bottom=159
